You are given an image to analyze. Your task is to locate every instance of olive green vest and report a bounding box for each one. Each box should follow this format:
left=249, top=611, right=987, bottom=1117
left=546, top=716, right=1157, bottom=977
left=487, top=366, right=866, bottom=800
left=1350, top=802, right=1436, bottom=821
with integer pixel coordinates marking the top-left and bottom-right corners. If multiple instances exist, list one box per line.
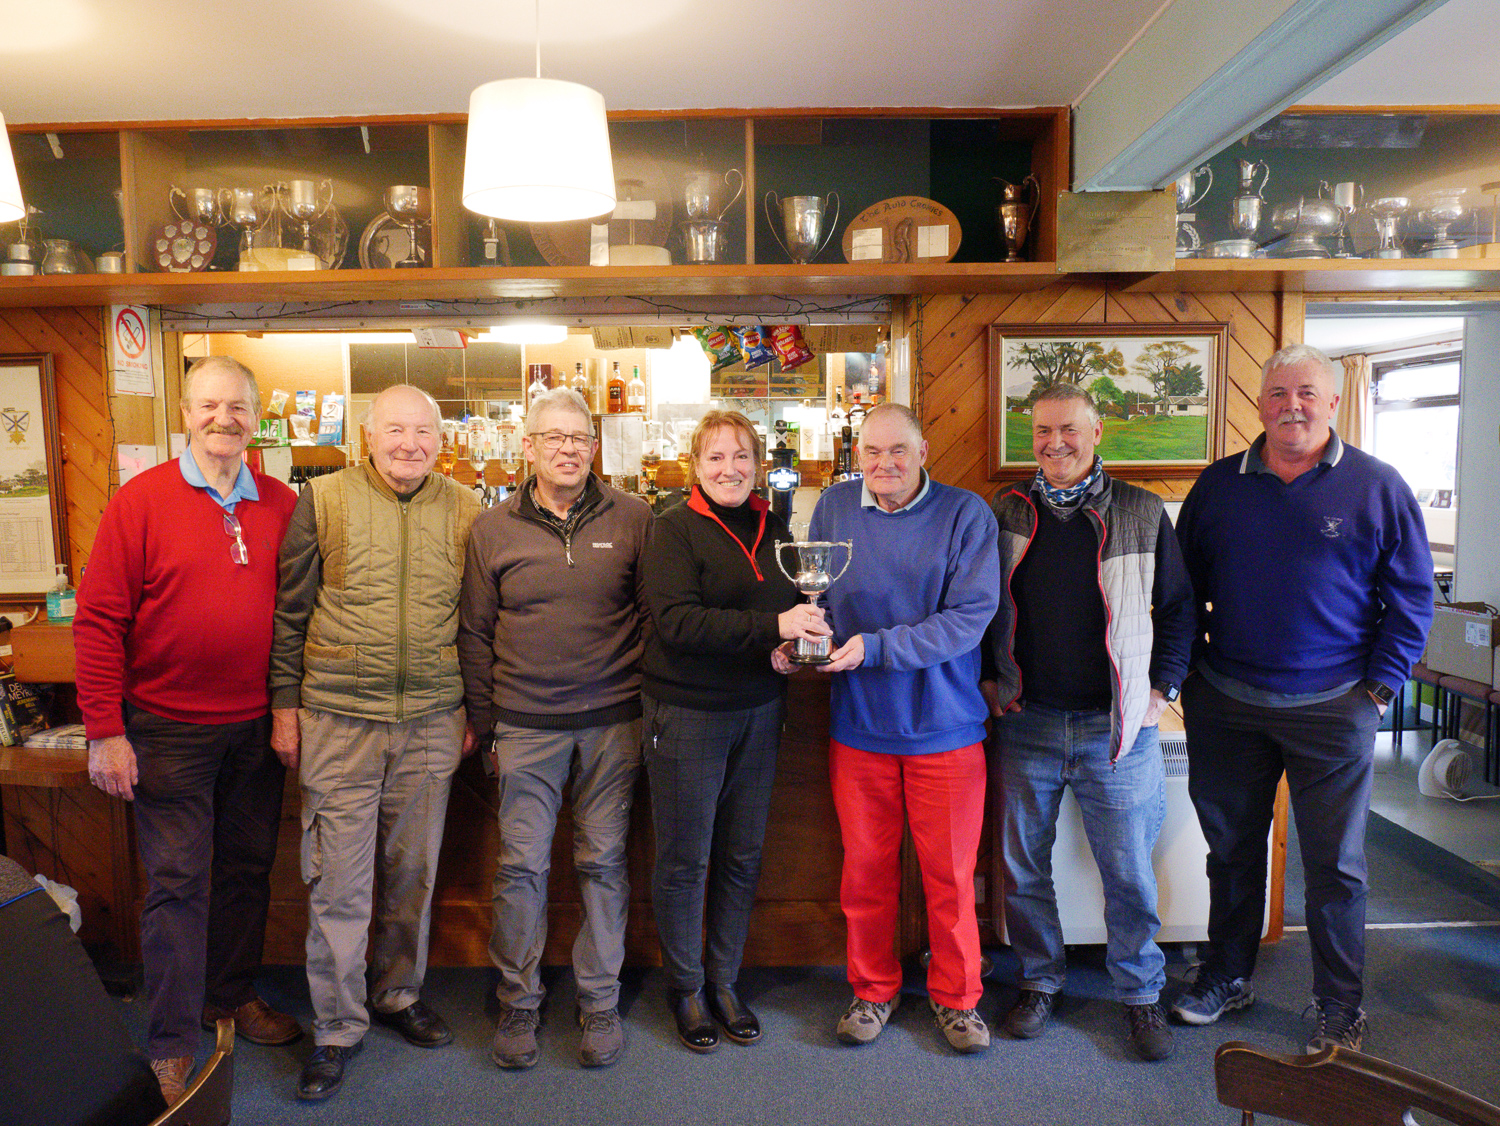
left=300, top=463, right=479, bottom=721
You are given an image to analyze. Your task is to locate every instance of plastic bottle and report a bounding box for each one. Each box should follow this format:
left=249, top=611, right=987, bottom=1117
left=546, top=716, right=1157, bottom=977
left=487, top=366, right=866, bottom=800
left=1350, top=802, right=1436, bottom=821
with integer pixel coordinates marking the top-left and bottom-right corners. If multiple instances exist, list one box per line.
left=46, top=563, right=76, bottom=624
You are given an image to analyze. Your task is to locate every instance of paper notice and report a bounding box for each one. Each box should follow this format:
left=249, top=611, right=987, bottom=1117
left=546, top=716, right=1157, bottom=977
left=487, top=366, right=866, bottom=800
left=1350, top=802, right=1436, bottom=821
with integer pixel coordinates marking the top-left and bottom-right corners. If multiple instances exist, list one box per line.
left=599, top=413, right=643, bottom=475
left=117, top=444, right=159, bottom=488
left=916, top=224, right=949, bottom=259
left=849, top=227, right=884, bottom=261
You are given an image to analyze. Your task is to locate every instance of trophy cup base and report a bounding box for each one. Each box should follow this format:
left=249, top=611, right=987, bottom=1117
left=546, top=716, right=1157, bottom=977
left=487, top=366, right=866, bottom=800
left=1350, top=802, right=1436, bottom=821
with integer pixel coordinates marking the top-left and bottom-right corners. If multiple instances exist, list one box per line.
left=791, top=653, right=833, bottom=666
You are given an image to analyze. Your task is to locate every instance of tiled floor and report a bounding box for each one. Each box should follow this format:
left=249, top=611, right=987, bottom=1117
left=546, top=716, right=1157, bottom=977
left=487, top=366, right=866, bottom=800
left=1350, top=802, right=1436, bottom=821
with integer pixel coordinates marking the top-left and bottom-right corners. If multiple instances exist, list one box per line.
left=1370, top=715, right=1500, bottom=873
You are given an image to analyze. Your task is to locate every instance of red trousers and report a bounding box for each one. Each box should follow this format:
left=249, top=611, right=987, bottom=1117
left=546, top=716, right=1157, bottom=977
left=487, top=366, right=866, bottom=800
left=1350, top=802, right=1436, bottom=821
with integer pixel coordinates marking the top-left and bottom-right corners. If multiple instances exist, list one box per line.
left=829, top=739, right=986, bottom=1010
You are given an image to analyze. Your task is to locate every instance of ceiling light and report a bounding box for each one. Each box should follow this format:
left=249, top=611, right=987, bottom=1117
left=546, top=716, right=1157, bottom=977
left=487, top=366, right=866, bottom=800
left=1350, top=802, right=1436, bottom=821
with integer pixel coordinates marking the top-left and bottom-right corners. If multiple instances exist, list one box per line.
left=488, top=323, right=568, bottom=344
left=0, top=113, right=25, bottom=225
left=462, top=2, right=615, bottom=223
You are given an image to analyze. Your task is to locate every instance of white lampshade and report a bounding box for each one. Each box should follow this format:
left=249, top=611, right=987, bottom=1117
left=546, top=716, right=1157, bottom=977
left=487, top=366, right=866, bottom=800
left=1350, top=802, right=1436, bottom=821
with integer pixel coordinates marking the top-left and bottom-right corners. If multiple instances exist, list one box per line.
left=463, top=78, right=615, bottom=223
left=0, top=113, right=24, bottom=225
left=487, top=322, right=568, bottom=344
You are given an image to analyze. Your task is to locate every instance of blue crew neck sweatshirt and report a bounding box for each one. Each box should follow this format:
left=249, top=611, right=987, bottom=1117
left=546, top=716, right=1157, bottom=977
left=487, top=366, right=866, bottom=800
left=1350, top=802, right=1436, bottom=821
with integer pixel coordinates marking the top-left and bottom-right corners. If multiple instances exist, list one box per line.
left=809, top=478, right=999, bottom=755
left=1176, top=436, right=1433, bottom=695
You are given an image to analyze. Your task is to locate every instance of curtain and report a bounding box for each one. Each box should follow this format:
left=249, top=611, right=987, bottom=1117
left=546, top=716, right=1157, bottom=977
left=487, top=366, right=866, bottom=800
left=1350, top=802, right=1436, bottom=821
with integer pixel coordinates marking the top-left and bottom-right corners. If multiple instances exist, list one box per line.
left=1338, top=353, right=1373, bottom=449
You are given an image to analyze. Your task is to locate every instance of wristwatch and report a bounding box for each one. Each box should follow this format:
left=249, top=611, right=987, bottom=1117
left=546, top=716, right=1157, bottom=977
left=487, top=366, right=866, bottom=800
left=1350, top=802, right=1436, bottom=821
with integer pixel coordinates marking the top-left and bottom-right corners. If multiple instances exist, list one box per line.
left=1153, top=681, right=1180, bottom=703
left=1363, top=679, right=1395, bottom=707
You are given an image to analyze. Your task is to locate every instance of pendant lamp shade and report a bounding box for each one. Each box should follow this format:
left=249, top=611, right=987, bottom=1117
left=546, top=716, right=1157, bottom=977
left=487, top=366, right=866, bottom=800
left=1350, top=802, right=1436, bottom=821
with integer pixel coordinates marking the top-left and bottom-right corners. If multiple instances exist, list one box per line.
left=463, top=78, right=615, bottom=223
left=0, top=113, right=25, bottom=225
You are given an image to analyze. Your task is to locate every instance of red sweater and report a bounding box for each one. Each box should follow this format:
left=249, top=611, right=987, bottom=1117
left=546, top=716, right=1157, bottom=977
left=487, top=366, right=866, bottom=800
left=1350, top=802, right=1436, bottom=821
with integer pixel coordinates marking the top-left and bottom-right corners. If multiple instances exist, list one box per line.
left=74, top=460, right=298, bottom=739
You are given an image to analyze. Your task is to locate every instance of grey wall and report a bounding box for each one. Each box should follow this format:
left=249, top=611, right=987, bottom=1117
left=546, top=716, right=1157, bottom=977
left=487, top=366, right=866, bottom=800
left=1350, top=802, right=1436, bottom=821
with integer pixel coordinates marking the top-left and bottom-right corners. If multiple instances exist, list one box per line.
left=1455, top=313, right=1500, bottom=605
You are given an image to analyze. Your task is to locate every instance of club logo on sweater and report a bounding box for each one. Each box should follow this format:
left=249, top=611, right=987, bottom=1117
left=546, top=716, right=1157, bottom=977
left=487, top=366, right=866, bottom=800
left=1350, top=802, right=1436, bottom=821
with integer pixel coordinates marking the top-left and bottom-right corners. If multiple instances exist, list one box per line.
left=592, top=542, right=614, bottom=549
left=1320, top=517, right=1343, bottom=539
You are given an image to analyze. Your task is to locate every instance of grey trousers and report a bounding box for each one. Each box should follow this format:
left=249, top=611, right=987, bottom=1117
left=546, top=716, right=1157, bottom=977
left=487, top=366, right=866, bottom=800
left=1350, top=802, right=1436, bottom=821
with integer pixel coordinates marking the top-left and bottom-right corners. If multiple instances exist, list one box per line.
left=299, top=706, right=464, bottom=1047
left=489, top=719, right=642, bottom=1012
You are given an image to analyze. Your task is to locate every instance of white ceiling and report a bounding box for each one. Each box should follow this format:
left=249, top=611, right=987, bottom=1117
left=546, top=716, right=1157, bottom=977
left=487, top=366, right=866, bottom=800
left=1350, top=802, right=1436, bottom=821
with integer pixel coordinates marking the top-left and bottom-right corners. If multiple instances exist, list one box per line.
left=0, top=0, right=1493, bottom=128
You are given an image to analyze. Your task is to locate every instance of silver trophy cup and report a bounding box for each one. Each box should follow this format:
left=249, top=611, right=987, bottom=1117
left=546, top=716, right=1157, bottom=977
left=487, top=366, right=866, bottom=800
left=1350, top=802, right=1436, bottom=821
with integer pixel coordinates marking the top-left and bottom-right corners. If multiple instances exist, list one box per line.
left=774, top=539, right=853, bottom=664
left=765, top=192, right=841, bottom=264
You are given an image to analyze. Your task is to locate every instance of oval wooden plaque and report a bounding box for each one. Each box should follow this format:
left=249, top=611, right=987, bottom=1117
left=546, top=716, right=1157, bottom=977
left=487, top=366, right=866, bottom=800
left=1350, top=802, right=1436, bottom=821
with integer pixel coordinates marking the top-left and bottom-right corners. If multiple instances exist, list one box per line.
left=840, top=196, right=961, bottom=264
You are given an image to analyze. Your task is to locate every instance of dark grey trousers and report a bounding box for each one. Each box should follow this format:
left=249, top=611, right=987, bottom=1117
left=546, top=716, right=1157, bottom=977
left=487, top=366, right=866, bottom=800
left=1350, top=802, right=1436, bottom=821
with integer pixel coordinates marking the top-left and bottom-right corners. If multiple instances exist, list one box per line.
left=1182, top=675, right=1380, bottom=1008
left=644, top=695, right=783, bottom=993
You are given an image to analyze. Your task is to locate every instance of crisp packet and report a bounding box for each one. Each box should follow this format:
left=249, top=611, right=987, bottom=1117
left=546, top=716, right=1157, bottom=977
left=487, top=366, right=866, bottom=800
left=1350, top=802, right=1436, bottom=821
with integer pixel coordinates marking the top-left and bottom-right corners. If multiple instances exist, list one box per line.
left=769, top=324, right=814, bottom=371
left=694, top=326, right=740, bottom=374
left=735, top=325, right=775, bottom=367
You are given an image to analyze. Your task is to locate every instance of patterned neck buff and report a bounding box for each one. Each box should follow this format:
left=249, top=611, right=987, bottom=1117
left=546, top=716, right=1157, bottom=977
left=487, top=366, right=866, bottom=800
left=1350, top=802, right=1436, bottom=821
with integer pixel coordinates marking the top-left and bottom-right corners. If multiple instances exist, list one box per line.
left=1033, top=455, right=1104, bottom=519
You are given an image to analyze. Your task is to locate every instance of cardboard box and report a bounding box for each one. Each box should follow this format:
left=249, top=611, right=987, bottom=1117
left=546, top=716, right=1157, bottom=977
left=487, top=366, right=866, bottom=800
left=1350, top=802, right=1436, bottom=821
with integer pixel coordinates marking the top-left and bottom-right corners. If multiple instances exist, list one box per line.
left=1425, top=601, right=1498, bottom=683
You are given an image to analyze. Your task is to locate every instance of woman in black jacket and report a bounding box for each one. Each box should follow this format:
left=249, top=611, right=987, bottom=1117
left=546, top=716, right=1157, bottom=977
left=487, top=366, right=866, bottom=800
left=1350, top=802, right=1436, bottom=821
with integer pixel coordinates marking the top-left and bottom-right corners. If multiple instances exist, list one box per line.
left=641, top=410, right=829, bottom=1052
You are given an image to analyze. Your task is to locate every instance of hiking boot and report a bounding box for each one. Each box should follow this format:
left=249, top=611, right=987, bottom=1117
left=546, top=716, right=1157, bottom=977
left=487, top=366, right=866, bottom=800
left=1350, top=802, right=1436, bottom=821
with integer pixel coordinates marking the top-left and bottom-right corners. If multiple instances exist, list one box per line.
left=1305, top=998, right=1367, bottom=1052
left=1170, top=972, right=1254, bottom=1025
left=1003, top=989, right=1054, bottom=1039
left=930, top=999, right=991, bottom=1054
left=1125, top=1002, right=1175, bottom=1061
left=150, top=1056, right=192, bottom=1107
left=491, top=1004, right=541, bottom=1069
left=835, top=994, right=899, bottom=1045
left=577, top=1007, right=624, bottom=1068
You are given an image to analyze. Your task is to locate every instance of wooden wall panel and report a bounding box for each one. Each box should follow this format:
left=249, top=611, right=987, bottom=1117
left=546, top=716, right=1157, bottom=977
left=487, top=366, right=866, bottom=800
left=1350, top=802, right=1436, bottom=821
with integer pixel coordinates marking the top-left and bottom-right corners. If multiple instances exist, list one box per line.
left=916, top=283, right=1296, bottom=504
left=0, top=306, right=109, bottom=588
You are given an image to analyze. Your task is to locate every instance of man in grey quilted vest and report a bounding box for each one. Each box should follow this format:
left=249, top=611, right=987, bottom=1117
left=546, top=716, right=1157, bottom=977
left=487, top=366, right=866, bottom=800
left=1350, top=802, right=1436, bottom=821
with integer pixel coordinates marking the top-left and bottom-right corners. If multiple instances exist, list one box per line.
left=270, top=384, right=480, bottom=1102
left=980, top=382, right=1194, bottom=1061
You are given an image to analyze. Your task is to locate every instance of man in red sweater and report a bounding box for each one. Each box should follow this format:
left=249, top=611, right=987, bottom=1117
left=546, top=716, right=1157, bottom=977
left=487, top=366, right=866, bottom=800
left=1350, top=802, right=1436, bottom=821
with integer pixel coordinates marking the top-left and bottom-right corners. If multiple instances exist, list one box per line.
left=74, top=356, right=300, bottom=1107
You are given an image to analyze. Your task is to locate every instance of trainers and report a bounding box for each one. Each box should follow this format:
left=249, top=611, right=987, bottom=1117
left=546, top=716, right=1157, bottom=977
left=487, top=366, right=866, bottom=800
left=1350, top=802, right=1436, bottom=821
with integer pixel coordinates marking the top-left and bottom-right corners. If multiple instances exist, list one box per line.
left=577, top=1007, right=624, bottom=1068
left=1125, top=1002, right=1175, bottom=1061
left=835, top=994, right=899, bottom=1045
left=1304, top=998, right=1367, bottom=1052
left=491, top=1004, right=541, bottom=1069
left=1003, top=989, right=1054, bottom=1039
left=1170, top=971, right=1254, bottom=1025
left=930, top=999, right=991, bottom=1054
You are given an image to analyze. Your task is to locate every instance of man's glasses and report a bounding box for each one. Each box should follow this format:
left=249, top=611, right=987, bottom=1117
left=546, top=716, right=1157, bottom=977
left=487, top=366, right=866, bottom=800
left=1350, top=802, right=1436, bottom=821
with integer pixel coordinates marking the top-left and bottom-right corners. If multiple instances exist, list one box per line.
left=528, top=431, right=594, bottom=452
left=224, top=512, right=248, bottom=565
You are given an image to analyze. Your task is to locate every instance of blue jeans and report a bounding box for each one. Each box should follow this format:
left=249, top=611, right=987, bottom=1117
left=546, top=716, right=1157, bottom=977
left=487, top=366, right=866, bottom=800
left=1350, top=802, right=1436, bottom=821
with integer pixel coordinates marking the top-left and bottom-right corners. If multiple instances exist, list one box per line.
left=993, top=704, right=1166, bottom=1004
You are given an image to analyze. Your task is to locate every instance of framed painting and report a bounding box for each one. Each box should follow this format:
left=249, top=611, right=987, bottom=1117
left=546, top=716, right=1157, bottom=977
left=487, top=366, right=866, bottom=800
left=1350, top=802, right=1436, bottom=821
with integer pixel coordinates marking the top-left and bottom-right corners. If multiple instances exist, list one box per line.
left=987, top=323, right=1228, bottom=480
left=0, top=354, right=68, bottom=598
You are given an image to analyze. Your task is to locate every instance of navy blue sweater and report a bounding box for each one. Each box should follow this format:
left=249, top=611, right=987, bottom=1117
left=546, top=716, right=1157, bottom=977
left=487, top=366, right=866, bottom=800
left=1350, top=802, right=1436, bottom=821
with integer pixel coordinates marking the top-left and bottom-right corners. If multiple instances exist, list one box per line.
left=1176, top=436, right=1433, bottom=695
left=809, top=477, right=999, bottom=755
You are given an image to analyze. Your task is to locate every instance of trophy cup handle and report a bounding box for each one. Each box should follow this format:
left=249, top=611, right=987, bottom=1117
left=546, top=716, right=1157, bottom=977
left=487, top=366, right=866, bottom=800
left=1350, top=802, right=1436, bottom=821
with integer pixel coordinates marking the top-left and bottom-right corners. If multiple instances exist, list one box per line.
left=1318, top=179, right=1332, bottom=200
left=1254, top=161, right=1270, bottom=199
left=814, top=192, right=841, bottom=260
left=1192, top=165, right=1213, bottom=210
left=764, top=192, right=793, bottom=261
left=1355, top=184, right=1365, bottom=209
left=773, top=540, right=798, bottom=586
left=217, top=187, right=234, bottom=217
left=829, top=540, right=854, bottom=584
left=317, top=178, right=335, bottom=218
left=168, top=185, right=188, bottom=222
left=719, top=169, right=745, bottom=221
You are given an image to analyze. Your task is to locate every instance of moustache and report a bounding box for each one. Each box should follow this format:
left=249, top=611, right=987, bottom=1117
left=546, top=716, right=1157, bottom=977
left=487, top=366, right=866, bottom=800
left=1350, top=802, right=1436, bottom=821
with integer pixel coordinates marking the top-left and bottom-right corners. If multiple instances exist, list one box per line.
left=1275, top=411, right=1308, bottom=424
left=204, top=424, right=244, bottom=436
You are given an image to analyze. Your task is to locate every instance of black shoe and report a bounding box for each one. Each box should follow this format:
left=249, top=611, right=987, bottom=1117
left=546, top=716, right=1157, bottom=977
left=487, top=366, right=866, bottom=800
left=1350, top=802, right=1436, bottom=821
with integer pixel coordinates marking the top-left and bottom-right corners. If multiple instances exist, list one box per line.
left=374, top=999, right=453, bottom=1047
left=672, top=988, right=719, bottom=1053
left=707, top=983, right=761, bottom=1044
left=1003, top=989, right=1054, bottom=1039
left=297, top=1042, right=362, bottom=1101
left=1125, top=1002, right=1175, bottom=1061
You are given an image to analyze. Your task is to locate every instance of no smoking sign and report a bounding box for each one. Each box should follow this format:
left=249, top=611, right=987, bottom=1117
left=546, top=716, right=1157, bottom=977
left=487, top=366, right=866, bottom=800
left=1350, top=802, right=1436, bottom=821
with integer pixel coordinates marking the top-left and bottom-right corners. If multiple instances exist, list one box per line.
left=109, top=304, right=154, bottom=394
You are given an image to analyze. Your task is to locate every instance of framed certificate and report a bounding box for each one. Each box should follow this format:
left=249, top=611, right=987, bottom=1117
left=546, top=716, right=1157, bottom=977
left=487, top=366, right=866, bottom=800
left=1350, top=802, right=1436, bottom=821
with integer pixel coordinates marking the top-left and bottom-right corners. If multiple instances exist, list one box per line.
left=0, top=354, right=68, bottom=598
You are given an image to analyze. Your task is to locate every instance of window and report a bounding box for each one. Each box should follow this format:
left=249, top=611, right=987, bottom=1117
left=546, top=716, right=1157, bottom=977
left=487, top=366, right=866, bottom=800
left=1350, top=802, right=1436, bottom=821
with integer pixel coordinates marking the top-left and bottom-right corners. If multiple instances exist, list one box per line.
left=1372, top=353, right=1460, bottom=502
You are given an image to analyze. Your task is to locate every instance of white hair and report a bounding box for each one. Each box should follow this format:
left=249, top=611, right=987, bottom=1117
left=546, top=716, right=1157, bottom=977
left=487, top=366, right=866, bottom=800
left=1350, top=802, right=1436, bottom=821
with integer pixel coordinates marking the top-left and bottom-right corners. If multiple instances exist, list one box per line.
left=183, top=355, right=261, bottom=418
left=524, top=387, right=593, bottom=436
left=365, top=383, right=442, bottom=433
left=1261, top=344, right=1339, bottom=392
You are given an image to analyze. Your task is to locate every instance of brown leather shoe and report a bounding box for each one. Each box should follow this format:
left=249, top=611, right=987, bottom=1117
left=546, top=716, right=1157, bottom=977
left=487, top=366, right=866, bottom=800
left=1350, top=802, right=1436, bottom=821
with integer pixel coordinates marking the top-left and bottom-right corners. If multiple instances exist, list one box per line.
left=202, top=997, right=304, bottom=1046
left=150, top=1055, right=192, bottom=1106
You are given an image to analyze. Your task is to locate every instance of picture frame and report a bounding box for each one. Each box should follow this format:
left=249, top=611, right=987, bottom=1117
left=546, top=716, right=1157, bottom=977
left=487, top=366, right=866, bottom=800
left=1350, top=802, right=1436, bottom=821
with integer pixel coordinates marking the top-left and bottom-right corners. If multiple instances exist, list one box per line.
left=0, top=354, right=69, bottom=598
left=987, top=323, right=1229, bottom=480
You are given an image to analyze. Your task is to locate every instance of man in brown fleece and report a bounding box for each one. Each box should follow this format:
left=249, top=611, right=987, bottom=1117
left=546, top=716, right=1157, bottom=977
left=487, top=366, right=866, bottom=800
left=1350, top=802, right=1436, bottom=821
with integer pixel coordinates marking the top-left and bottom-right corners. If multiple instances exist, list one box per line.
left=458, top=386, right=652, bottom=1072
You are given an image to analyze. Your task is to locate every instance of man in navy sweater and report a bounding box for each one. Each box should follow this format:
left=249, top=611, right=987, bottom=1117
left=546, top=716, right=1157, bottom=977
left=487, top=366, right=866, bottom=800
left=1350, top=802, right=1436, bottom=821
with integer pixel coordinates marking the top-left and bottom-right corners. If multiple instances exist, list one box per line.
left=809, top=403, right=999, bottom=1055
left=1172, top=344, right=1432, bottom=1051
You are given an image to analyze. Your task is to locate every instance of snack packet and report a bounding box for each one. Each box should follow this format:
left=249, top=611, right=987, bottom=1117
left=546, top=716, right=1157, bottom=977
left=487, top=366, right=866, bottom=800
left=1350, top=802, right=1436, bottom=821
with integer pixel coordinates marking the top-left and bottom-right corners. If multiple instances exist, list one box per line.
left=694, top=326, right=740, bottom=373
left=735, top=325, right=775, bottom=367
left=769, top=324, right=814, bottom=371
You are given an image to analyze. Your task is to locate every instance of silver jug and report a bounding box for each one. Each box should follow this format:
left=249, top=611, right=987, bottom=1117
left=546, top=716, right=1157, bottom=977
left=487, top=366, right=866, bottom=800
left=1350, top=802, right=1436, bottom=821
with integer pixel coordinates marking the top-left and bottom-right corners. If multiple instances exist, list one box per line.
left=1227, top=159, right=1270, bottom=241
left=684, top=168, right=744, bottom=222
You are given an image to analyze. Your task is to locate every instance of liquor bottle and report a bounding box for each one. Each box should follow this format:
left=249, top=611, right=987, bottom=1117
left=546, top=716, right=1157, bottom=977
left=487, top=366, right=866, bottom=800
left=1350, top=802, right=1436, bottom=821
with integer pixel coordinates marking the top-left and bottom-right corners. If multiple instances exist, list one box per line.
left=626, top=364, right=646, bottom=412
left=570, top=361, right=588, bottom=401
left=607, top=361, right=625, bottom=414
left=526, top=364, right=548, bottom=411
left=830, top=388, right=847, bottom=425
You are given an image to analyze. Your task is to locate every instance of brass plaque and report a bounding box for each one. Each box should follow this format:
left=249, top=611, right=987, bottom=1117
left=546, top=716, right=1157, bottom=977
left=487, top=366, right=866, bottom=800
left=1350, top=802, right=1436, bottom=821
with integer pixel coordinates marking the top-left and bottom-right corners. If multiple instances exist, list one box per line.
left=1056, top=190, right=1176, bottom=273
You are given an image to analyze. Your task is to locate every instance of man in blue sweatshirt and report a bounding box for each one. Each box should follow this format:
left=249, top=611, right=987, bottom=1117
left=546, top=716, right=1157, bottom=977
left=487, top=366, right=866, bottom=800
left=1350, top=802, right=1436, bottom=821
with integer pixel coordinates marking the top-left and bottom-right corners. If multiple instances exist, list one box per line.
left=809, top=403, right=999, bottom=1055
left=1171, top=344, right=1432, bottom=1052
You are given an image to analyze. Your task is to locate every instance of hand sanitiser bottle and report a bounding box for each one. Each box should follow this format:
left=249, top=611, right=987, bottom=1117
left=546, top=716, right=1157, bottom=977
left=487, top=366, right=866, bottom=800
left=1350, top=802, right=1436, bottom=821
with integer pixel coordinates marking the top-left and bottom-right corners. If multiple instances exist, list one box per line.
left=46, top=563, right=75, bottom=624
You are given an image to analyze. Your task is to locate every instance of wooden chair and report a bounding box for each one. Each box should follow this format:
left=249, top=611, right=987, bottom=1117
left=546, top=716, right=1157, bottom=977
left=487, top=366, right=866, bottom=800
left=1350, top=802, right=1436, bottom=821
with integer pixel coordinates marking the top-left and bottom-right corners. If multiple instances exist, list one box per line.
left=1214, top=1041, right=1500, bottom=1126
left=147, top=1018, right=235, bottom=1126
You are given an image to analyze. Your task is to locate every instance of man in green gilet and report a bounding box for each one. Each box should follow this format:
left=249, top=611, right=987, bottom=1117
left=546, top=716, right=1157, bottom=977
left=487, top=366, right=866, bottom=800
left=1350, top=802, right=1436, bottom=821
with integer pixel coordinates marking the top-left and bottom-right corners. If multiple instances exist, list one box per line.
left=270, top=383, right=480, bottom=1102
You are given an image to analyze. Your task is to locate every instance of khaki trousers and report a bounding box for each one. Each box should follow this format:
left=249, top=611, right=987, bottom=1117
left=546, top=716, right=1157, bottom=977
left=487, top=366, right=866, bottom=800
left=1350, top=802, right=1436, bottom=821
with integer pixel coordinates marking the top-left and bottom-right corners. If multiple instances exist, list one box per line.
left=299, top=706, right=464, bottom=1046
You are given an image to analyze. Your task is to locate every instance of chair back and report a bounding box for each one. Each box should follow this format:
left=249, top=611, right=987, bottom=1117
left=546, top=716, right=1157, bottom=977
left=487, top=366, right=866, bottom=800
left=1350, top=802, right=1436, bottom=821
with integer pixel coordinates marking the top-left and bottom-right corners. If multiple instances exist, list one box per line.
left=1214, top=1041, right=1500, bottom=1126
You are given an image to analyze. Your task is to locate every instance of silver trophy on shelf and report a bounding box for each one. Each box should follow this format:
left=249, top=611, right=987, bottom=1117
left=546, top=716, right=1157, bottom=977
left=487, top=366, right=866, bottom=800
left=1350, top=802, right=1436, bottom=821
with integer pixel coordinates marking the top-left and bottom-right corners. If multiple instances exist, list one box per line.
left=765, top=191, right=840, bottom=264
left=384, top=185, right=432, bottom=268
left=1367, top=196, right=1411, bottom=258
left=1174, top=165, right=1213, bottom=257
left=169, top=185, right=224, bottom=227
left=1219, top=158, right=1270, bottom=257
left=219, top=186, right=277, bottom=270
left=681, top=167, right=743, bottom=264
left=774, top=538, right=853, bottom=665
left=1414, top=188, right=1472, bottom=258
left=1319, top=180, right=1364, bottom=257
left=995, top=175, right=1040, bottom=263
left=275, top=178, right=334, bottom=256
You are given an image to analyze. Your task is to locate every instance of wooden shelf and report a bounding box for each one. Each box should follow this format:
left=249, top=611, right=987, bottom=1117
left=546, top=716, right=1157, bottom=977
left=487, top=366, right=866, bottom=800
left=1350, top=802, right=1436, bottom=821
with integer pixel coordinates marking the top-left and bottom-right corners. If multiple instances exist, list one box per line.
left=0, top=261, right=1065, bottom=307
left=1121, top=257, right=1500, bottom=294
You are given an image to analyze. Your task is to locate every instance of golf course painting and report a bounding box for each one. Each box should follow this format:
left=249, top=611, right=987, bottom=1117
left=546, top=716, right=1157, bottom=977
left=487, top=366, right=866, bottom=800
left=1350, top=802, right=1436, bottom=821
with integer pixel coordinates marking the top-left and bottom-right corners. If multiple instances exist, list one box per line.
left=987, top=322, right=1227, bottom=479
